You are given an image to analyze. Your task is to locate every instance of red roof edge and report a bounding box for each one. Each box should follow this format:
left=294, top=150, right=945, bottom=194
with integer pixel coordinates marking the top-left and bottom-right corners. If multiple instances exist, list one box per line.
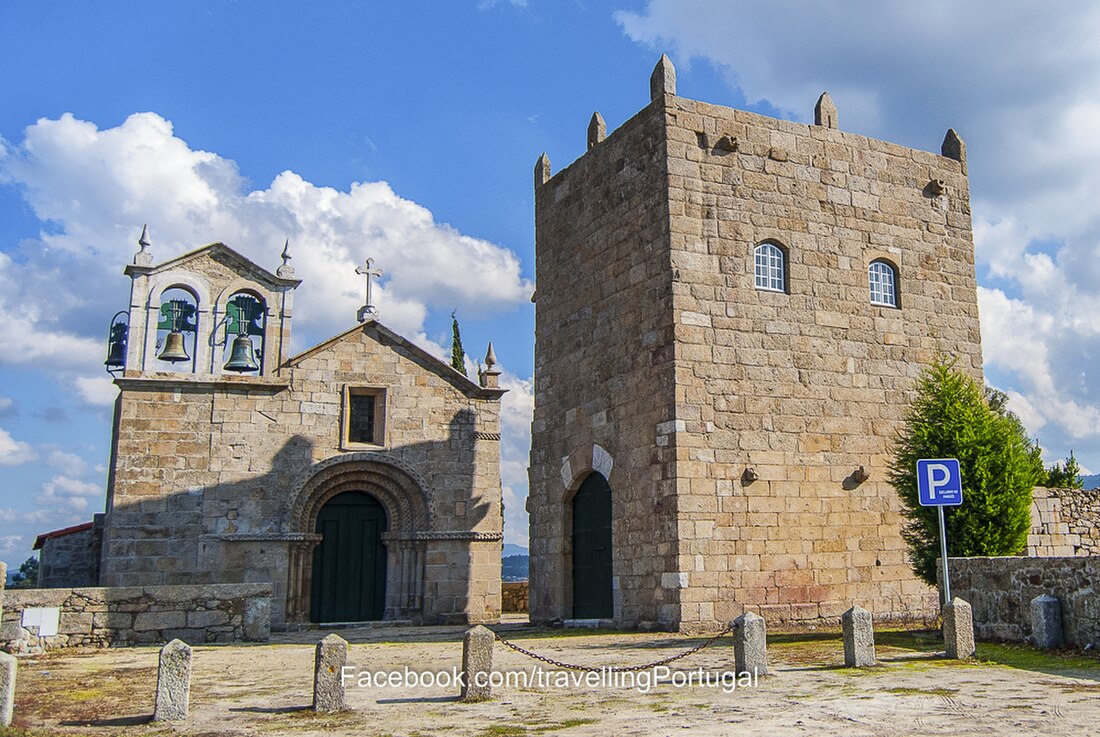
left=32, top=521, right=94, bottom=550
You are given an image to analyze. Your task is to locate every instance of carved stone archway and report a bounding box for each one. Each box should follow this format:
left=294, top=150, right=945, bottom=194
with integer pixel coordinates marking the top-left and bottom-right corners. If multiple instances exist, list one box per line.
left=285, top=453, right=431, bottom=623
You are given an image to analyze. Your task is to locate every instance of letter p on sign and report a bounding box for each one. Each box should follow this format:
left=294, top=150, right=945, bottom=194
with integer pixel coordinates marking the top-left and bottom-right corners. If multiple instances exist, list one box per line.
left=917, top=458, right=963, bottom=506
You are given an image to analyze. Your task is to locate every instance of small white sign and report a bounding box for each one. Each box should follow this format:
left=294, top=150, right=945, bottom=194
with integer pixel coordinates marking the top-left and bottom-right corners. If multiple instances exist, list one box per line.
left=21, top=607, right=61, bottom=637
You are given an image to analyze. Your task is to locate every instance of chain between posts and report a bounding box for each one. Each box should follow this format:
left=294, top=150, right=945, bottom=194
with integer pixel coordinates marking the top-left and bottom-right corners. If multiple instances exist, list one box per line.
left=492, top=624, right=734, bottom=673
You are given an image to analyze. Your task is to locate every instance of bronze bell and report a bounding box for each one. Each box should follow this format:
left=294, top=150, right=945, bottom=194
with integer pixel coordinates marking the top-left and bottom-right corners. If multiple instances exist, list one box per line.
left=158, top=331, right=191, bottom=363
left=104, top=337, right=126, bottom=369
left=224, top=334, right=259, bottom=372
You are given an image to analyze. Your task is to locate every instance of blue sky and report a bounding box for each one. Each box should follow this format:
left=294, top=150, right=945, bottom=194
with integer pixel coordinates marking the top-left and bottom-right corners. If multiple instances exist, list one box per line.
left=3, top=1, right=1100, bottom=569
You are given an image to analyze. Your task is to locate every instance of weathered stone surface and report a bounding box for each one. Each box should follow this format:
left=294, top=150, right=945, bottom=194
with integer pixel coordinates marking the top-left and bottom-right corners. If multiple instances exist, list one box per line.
left=1030, top=594, right=1064, bottom=649
left=96, top=242, right=505, bottom=629
left=530, top=57, right=975, bottom=632
left=733, top=612, right=768, bottom=676
left=313, top=634, right=348, bottom=713
left=243, top=597, right=271, bottom=641
left=650, top=54, right=676, bottom=99
left=588, top=112, right=606, bottom=151
left=943, top=597, right=975, bottom=659
left=153, top=639, right=192, bottom=721
left=841, top=605, right=876, bottom=667
left=0, top=651, right=14, bottom=727
left=1028, top=486, right=1100, bottom=556
left=948, top=556, right=1100, bottom=646
left=461, top=625, right=495, bottom=702
left=1, top=583, right=273, bottom=652
left=814, top=91, right=838, bottom=129
left=501, top=581, right=528, bottom=613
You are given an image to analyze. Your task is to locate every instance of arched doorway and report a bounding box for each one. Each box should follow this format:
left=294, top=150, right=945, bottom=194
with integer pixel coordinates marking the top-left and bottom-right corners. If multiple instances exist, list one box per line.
left=310, top=491, right=388, bottom=622
left=572, top=472, right=612, bottom=618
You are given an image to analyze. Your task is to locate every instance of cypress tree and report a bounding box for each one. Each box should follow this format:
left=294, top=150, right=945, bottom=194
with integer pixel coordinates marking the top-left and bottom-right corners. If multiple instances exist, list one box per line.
left=450, top=310, right=466, bottom=376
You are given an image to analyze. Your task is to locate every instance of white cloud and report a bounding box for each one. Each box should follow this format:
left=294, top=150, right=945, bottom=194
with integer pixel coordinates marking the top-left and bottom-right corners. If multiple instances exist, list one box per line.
left=0, top=111, right=532, bottom=388
left=47, top=450, right=88, bottom=477
left=0, top=535, right=23, bottom=555
left=0, top=426, right=35, bottom=466
left=75, top=376, right=119, bottom=407
left=499, top=370, right=533, bottom=546
left=617, top=0, right=1100, bottom=467
left=41, top=474, right=102, bottom=501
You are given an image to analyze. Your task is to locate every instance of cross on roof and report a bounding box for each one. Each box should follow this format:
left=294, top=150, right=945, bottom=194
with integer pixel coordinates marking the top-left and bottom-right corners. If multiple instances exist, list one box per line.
left=355, top=257, right=383, bottom=322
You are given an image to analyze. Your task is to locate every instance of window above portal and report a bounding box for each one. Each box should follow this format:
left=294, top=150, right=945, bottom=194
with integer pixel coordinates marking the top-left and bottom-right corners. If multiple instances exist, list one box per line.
left=342, top=386, right=387, bottom=449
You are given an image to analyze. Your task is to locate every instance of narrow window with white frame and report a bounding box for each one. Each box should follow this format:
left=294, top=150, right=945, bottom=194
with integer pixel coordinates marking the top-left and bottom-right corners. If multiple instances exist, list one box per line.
left=754, top=242, right=786, bottom=293
left=868, top=260, right=899, bottom=307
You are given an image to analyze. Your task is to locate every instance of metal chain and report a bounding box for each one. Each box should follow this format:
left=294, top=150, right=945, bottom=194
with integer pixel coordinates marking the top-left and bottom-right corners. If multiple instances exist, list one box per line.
left=493, top=624, right=733, bottom=673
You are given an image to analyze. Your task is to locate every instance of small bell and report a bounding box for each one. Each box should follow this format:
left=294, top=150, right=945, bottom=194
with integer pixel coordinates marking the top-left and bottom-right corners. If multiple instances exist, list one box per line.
left=104, top=318, right=128, bottom=370
left=224, top=334, right=259, bottom=372
left=158, top=331, right=191, bottom=363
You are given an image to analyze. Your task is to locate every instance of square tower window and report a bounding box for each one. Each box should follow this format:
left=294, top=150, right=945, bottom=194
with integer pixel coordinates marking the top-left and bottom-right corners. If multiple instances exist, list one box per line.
left=342, top=387, right=386, bottom=448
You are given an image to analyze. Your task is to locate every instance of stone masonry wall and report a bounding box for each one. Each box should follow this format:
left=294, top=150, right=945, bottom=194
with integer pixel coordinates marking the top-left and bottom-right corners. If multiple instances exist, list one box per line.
left=949, top=556, right=1100, bottom=646
left=502, top=581, right=529, bottom=613
left=102, top=308, right=503, bottom=626
left=0, top=582, right=272, bottom=654
left=37, top=516, right=103, bottom=588
left=530, top=98, right=679, bottom=626
left=663, top=94, right=979, bottom=629
left=532, top=62, right=977, bottom=631
left=1028, top=486, right=1100, bottom=556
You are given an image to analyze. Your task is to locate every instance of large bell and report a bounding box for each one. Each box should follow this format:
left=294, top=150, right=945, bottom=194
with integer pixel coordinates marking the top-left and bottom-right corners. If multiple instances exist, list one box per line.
left=157, top=331, right=191, bottom=363
left=224, top=334, right=259, bottom=373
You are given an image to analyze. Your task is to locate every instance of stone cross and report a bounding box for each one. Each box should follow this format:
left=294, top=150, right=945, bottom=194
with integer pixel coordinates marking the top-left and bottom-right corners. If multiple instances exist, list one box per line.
left=0, top=651, right=15, bottom=727
left=461, top=625, right=495, bottom=702
left=313, top=633, right=348, bottom=713
left=943, top=597, right=975, bottom=659
left=732, top=611, right=768, bottom=677
left=153, top=639, right=192, bottom=721
left=1030, top=594, right=1064, bottom=649
left=841, top=605, right=876, bottom=667
left=355, top=258, right=383, bottom=322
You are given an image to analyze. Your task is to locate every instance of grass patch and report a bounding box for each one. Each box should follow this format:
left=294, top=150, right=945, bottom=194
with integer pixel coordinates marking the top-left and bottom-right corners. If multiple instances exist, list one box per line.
left=475, top=718, right=598, bottom=737
left=885, top=686, right=959, bottom=696
left=974, top=641, right=1100, bottom=673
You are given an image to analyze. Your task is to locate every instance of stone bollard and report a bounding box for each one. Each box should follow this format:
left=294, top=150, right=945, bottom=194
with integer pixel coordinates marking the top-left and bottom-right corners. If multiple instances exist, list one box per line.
left=1030, top=594, right=1064, bottom=649
left=313, top=634, right=348, bottom=713
left=841, top=605, right=876, bottom=667
left=732, top=612, right=768, bottom=677
left=0, top=561, right=7, bottom=621
left=0, top=651, right=15, bottom=727
left=943, top=597, right=975, bottom=659
left=153, top=639, right=192, bottom=721
left=461, top=625, right=495, bottom=702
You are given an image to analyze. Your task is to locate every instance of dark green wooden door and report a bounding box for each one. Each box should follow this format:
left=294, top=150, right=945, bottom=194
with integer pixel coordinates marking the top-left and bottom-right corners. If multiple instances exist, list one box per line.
left=572, top=473, right=613, bottom=618
left=310, top=491, right=388, bottom=623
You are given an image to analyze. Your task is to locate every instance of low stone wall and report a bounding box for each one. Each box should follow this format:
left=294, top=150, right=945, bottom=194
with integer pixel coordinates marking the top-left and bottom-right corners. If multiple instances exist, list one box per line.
left=948, top=556, right=1100, bottom=646
left=1028, top=486, right=1100, bottom=557
left=0, top=582, right=272, bottom=654
left=501, top=581, right=528, bottom=613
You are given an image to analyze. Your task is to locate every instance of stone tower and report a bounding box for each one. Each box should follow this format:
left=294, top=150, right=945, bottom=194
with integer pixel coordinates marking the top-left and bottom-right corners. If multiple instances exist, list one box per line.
left=528, top=56, right=982, bottom=631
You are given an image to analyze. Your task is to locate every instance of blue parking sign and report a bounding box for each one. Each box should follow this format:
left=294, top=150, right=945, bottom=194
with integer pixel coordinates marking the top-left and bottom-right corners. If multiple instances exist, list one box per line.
left=917, top=458, right=963, bottom=506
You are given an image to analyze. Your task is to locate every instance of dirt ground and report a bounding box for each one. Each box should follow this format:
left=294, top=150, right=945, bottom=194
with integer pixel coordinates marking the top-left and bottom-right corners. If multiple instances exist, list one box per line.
left=7, top=616, right=1100, bottom=737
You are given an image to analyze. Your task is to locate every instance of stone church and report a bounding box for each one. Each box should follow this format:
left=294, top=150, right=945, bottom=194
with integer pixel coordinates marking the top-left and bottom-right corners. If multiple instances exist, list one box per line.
left=528, top=56, right=982, bottom=631
left=44, top=236, right=506, bottom=627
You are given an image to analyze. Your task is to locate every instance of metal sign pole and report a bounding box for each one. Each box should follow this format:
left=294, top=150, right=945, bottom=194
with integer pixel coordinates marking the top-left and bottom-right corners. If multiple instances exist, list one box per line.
left=938, top=504, right=951, bottom=606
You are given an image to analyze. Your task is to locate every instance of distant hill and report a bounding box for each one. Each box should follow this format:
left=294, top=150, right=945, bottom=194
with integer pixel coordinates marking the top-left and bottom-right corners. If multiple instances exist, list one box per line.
left=503, top=544, right=528, bottom=558
left=1079, top=474, right=1100, bottom=490
left=502, top=555, right=529, bottom=581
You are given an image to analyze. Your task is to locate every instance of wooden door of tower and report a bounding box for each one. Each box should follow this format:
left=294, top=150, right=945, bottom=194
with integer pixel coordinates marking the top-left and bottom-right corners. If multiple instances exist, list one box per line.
left=310, top=491, right=388, bottom=623
left=572, top=472, right=613, bottom=618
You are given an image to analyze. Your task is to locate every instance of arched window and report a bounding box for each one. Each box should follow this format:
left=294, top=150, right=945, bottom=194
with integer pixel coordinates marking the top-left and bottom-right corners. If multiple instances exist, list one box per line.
left=868, top=260, right=899, bottom=307
left=754, top=242, right=786, bottom=292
